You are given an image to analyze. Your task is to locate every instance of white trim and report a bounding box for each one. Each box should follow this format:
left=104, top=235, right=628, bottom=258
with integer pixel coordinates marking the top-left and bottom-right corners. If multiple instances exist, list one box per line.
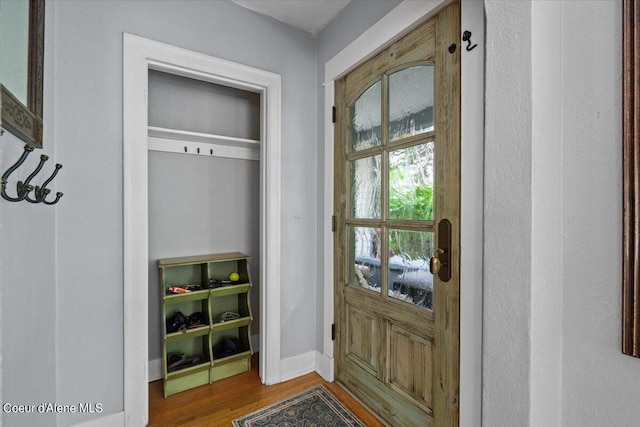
left=324, top=0, right=447, bottom=83
left=321, top=82, right=335, bottom=382
left=148, top=126, right=260, bottom=161
left=279, top=351, right=317, bottom=382
left=148, top=358, right=163, bottom=382
left=315, top=350, right=334, bottom=382
left=72, top=412, right=125, bottom=427
left=123, top=33, right=282, bottom=426
left=323, top=1, right=484, bottom=426
left=459, top=1, right=484, bottom=425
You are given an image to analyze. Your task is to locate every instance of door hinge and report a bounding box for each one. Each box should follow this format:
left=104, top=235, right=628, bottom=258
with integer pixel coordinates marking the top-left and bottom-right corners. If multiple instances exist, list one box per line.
left=331, top=215, right=336, bottom=232
left=332, top=106, right=336, bottom=123
left=331, top=324, right=336, bottom=340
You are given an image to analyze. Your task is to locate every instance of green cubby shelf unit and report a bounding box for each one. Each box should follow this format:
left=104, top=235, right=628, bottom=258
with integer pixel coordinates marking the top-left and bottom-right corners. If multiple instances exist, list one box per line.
left=158, top=252, right=253, bottom=397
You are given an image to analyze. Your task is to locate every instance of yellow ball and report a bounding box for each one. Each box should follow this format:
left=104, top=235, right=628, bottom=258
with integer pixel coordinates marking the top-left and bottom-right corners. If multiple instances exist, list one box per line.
left=229, top=272, right=240, bottom=282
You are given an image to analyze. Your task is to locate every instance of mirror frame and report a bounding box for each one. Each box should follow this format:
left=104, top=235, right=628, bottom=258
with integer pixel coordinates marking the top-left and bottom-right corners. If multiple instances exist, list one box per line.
left=622, top=0, right=639, bottom=358
left=0, top=0, right=44, bottom=148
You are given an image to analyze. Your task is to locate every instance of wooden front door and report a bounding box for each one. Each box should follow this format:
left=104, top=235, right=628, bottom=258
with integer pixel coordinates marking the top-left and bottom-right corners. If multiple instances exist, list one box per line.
left=333, top=2, right=460, bottom=426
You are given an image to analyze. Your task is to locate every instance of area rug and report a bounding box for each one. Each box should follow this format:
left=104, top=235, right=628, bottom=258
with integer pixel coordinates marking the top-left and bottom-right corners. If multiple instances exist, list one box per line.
left=232, top=384, right=365, bottom=427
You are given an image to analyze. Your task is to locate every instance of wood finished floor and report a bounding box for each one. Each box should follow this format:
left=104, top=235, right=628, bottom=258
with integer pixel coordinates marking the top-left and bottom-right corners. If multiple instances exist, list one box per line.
left=148, top=354, right=386, bottom=427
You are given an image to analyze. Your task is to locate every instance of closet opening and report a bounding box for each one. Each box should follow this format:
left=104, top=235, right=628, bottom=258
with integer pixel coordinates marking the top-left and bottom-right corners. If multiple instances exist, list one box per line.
left=123, top=34, right=282, bottom=424
left=147, top=69, right=263, bottom=402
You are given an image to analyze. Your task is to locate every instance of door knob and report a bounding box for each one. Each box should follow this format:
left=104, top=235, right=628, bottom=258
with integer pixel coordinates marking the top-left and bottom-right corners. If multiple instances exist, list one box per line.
left=430, top=248, right=446, bottom=275
left=430, top=219, right=451, bottom=282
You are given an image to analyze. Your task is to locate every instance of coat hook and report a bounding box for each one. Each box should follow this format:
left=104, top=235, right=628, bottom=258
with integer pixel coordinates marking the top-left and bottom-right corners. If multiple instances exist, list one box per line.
left=21, top=154, right=49, bottom=203
left=1, top=145, right=35, bottom=202
left=38, top=163, right=63, bottom=205
left=462, top=30, right=477, bottom=51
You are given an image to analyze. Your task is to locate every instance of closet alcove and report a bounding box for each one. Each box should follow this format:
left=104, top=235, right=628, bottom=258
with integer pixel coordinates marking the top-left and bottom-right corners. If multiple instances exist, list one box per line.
left=146, top=69, right=262, bottom=388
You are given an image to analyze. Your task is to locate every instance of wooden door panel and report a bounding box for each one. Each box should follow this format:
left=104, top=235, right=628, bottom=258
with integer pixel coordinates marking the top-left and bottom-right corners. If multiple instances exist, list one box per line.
left=341, top=363, right=434, bottom=427
left=389, top=325, right=433, bottom=411
left=346, top=305, right=378, bottom=374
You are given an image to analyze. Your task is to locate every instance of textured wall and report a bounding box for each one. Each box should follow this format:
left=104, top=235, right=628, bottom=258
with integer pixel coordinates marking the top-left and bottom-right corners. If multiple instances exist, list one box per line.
left=485, top=0, right=640, bottom=426
left=483, top=2, right=533, bottom=425
left=561, top=1, right=640, bottom=426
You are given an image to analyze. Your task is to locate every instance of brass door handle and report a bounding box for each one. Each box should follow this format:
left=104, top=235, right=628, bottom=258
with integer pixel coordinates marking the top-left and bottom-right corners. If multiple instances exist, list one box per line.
left=429, top=219, right=451, bottom=282
left=430, top=248, right=446, bottom=275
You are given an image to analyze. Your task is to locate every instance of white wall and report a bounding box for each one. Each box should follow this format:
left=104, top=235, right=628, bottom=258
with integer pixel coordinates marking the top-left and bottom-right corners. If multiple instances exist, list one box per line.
left=485, top=0, right=640, bottom=426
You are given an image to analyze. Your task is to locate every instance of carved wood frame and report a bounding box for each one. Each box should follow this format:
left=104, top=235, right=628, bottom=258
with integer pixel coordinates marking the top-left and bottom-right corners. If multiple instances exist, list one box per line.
left=623, top=0, right=640, bottom=358
left=0, top=0, right=44, bottom=148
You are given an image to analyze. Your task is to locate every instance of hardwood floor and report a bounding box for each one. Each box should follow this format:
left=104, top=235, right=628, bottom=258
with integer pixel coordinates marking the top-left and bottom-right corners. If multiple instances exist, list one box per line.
left=148, top=354, right=386, bottom=427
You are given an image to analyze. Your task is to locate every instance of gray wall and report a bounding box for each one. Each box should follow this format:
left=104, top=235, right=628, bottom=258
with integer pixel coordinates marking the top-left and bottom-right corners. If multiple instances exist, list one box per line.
left=3, top=0, right=639, bottom=426
left=314, top=0, right=401, bottom=352
left=0, top=133, right=57, bottom=427
left=148, top=152, right=260, bottom=361
left=0, top=3, right=57, bottom=425
left=1, top=0, right=316, bottom=426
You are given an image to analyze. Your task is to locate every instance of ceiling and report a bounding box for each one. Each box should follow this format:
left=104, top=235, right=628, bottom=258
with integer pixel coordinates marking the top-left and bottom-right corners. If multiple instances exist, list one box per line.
left=230, top=0, right=351, bottom=34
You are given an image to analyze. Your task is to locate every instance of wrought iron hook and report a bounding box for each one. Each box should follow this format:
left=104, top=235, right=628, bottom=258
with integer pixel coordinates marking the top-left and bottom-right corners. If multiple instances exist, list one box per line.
left=462, top=30, right=477, bottom=51
left=1, top=145, right=35, bottom=202
left=38, top=164, right=63, bottom=205
left=21, top=154, right=50, bottom=203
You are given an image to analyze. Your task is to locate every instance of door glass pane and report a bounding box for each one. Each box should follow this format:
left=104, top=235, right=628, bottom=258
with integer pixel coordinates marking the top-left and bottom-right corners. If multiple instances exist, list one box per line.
left=389, top=65, right=434, bottom=141
left=389, top=142, right=434, bottom=221
left=388, top=229, right=434, bottom=309
left=349, top=226, right=382, bottom=294
left=350, top=80, right=382, bottom=151
left=350, top=155, right=381, bottom=219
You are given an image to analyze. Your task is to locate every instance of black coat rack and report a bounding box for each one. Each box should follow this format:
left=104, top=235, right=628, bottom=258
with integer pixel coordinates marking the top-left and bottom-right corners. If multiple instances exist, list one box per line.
left=1, top=144, right=63, bottom=205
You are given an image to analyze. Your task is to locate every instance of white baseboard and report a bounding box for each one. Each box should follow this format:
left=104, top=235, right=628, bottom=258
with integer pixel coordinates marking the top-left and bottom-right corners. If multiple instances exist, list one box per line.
left=279, top=350, right=334, bottom=384
left=250, top=333, right=260, bottom=353
left=149, top=334, right=261, bottom=383
left=315, top=351, right=334, bottom=382
left=149, top=358, right=163, bottom=382
left=72, top=411, right=125, bottom=427
left=279, top=350, right=317, bottom=382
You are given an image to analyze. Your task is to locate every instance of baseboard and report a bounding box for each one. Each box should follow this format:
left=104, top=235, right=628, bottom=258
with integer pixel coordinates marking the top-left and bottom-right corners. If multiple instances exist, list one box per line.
left=250, top=333, right=260, bottom=353
left=72, top=411, right=125, bottom=427
left=279, top=350, right=317, bottom=382
left=149, top=334, right=261, bottom=383
left=315, top=351, right=334, bottom=382
left=149, top=358, right=163, bottom=382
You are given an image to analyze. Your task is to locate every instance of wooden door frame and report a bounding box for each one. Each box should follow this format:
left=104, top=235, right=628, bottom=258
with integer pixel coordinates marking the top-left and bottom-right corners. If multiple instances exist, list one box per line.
left=119, top=34, right=282, bottom=426
left=321, top=1, right=484, bottom=425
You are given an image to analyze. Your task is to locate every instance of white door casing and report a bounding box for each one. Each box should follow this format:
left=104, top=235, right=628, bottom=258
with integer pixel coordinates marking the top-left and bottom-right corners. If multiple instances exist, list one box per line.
left=121, top=34, right=282, bottom=426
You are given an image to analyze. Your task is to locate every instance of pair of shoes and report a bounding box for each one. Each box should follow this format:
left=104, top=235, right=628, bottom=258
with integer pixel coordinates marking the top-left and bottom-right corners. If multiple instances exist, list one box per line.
left=214, top=337, right=242, bottom=359
left=166, top=312, right=188, bottom=333
left=214, top=311, right=240, bottom=323
left=167, top=352, right=204, bottom=372
left=166, top=311, right=206, bottom=333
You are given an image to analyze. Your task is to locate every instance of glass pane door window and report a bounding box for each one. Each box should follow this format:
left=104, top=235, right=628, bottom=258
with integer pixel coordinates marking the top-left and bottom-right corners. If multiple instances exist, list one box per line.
left=347, top=65, right=436, bottom=310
